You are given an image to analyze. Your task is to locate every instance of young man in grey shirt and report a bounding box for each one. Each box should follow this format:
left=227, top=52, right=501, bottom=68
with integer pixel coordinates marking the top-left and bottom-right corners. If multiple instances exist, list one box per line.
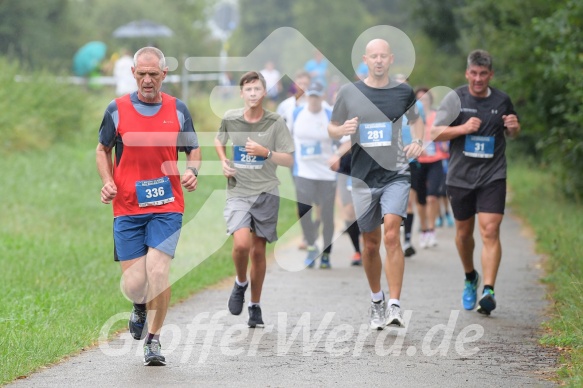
left=215, top=71, right=294, bottom=327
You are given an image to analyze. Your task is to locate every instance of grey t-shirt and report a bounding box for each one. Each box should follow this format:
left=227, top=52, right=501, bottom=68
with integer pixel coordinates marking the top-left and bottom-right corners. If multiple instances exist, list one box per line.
left=217, top=108, right=295, bottom=198
left=331, top=80, right=419, bottom=189
left=434, top=85, right=518, bottom=189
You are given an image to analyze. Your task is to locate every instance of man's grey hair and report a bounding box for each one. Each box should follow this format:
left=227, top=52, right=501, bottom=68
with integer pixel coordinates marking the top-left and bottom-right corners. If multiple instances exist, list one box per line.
left=467, top=49, right=492, bottom=70
left=134, top=47, right=166, bottom=70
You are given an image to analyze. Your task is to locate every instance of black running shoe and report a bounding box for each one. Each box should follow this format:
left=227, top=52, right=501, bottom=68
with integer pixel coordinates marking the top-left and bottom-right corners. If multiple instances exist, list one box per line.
left=129, top=304, right=147, bottom=340
left=248, top=305, right=264, bottom=328
left=477, top=289, right=496, bottom=315
left=143, top=339, right=166, bottom=366
left=228, top=282, right=248, bottom=315
left=404, top=244, right=416, bottom=258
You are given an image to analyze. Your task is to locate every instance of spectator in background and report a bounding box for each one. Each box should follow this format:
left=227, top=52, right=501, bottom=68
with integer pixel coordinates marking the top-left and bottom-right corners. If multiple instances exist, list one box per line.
left=356, top=61, right=368, bottom=80
left=304, top=50, right=328, bottom=89
left=260, top=60, right=282, bottom=108
left=113, top=48, right=137, bottom=96
left=277, top=71, right=311, bottom=128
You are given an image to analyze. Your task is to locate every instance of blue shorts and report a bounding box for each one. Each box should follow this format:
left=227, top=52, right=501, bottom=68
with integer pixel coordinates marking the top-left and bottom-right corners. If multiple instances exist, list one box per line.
left=113, top=212, right=183, bottom=261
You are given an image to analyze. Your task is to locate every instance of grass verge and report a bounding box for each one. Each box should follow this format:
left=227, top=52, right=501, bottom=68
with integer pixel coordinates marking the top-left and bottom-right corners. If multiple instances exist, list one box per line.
left=508, top=161, right=583, bottom=386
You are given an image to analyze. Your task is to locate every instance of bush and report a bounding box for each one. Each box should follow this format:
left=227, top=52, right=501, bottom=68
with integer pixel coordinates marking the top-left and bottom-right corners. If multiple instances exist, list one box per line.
left=0, top=57, right=88, bottom=153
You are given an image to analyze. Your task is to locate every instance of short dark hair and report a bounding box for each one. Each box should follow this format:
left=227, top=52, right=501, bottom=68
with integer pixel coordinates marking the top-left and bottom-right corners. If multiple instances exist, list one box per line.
left=467, top=49, right=492, bottom=70
left=239, top=71, right=266, bottom=90
left=415, top=86, right=433, bottom=105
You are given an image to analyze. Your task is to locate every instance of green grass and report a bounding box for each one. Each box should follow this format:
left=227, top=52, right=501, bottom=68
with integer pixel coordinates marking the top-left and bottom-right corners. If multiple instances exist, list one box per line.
left=0, top=93, right=297, bottom=384
left=508, top=161, right=583, bottom=387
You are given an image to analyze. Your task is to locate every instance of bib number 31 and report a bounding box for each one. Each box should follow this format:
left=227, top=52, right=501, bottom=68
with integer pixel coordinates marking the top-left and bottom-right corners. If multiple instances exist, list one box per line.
left=464, top=135, right=495, bottom=158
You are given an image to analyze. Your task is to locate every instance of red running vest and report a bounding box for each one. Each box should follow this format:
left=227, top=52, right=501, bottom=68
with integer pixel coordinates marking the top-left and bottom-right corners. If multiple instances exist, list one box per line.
left=112, top=93, right=184, bottom=217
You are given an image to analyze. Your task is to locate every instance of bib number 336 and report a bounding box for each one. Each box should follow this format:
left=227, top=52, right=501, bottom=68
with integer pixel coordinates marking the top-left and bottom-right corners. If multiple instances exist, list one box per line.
left=135, top=176, right=174, bottom=207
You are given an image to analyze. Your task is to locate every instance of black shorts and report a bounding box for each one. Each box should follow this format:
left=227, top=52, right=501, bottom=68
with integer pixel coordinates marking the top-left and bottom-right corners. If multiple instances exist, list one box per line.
left=447, top=179, right=506, bottom=221
left=410, top=161, right=421, bottom=192
left=416, top=161, right=445, bottom=205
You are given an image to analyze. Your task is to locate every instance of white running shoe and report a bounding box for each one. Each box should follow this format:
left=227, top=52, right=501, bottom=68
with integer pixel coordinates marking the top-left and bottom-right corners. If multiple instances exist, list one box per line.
left=386, top=304, right=406, bottom=327
left=427, top=231, right=438, bottom=247
left=419, top=232, right=429, bottom=249
left=369, top=300, right=387, bottom=330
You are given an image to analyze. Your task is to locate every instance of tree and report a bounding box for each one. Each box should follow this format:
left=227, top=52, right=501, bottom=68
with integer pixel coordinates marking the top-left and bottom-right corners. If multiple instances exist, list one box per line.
left=0, top=0, right=72, bottom=69
left=533, top=0, right=583, bottom=198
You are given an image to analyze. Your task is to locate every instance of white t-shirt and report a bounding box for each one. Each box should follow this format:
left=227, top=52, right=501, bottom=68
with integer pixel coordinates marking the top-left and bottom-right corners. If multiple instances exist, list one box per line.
left=291, top=106, right=336, bottom=181
left=277, top=95, right=331, bottom=132
left=260, top=68, right=281, bottom=98
left=113, top=55, right=137, bottom=96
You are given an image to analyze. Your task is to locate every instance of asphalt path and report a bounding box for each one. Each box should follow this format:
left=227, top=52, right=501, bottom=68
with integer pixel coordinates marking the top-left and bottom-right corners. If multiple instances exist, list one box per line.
left=10, top=208, right=557, bottom=387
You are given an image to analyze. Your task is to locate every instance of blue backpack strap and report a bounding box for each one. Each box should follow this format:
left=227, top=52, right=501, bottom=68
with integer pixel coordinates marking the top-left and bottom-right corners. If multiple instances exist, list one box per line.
left=324, top=107, right=332, bottom=121
left=292, top=105, right=304, bottom=124
left=291, top=105, right=305, bottom=138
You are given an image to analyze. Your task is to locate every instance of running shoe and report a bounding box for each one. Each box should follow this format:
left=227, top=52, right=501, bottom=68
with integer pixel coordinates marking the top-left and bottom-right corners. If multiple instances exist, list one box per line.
left=462, top=272, right=481, bottom=310
left=403, top=242, right=416, bottom=258
left=304, top=245, right=319, bottom=268
left=419, top=232, right=429, bottom=249
left=446, top=213, right=455, bottom=227
left=143, top=339, right=166, bottom=366
left=129, top=304, right=147, bottom=340
left=369, top=299, right=387, bottom=330
left=386, top=304, right=405, bottom=327
left=477, top=289, right=496, bottom=315
left=228, top=282, right=248, bottom=315
left=351, top=252, right=362, bottom=266
left=427, top=231, right=438, bottom=247
left=320, top=253, right=331, bottom=269
left=435, top=216, right=443, bottom=228
left=248, top=305, right=264, bottom=328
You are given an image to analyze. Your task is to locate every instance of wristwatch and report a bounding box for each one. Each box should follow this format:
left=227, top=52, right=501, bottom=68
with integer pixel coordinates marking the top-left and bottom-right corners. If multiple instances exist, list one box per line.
left=266, top=149, right=272, bottom=159
left=186, top=167, right=198, bottom=177
left=412, top=139, right=423, bottom=147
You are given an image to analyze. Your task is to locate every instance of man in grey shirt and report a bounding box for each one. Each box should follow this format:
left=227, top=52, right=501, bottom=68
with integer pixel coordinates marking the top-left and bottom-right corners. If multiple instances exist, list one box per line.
left=329, top=39, right=423, bottom=330
left=215, top=71, right=294, bottom=328
left=432, top=49, right=521, bottom=315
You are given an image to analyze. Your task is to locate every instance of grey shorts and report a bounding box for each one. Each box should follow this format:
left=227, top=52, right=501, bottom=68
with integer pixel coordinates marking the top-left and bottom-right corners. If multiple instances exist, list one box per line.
left=351, top=179, right=410, bottom=233
left=223, top=187, right=279, bottom=243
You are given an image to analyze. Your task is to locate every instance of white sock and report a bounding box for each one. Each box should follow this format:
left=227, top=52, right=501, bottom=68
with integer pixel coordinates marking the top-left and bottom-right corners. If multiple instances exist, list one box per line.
left=371, top=290, right=384, bottom=302
left=236, top=277, right=248, bottom=287
left=388, top=299, right=400, bottom=307
left=249, top=302, right=260, bottom=307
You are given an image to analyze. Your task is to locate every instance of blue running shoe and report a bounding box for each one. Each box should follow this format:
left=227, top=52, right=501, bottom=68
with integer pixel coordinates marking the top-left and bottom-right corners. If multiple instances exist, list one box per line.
left=320, top=253, right=331, bottom=269
left=446, top=213, right=455, bottom=227
left=143, top=339, right=166, bottom=366
left=462, top=272, right=481, bottom=310
left=477, top=289, right=496, bottom=315
left=129, top=304, right=147, bottom=340
left=435, top=216, right=443, bottom=228
left=304, top=245, right=318, bottom=268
